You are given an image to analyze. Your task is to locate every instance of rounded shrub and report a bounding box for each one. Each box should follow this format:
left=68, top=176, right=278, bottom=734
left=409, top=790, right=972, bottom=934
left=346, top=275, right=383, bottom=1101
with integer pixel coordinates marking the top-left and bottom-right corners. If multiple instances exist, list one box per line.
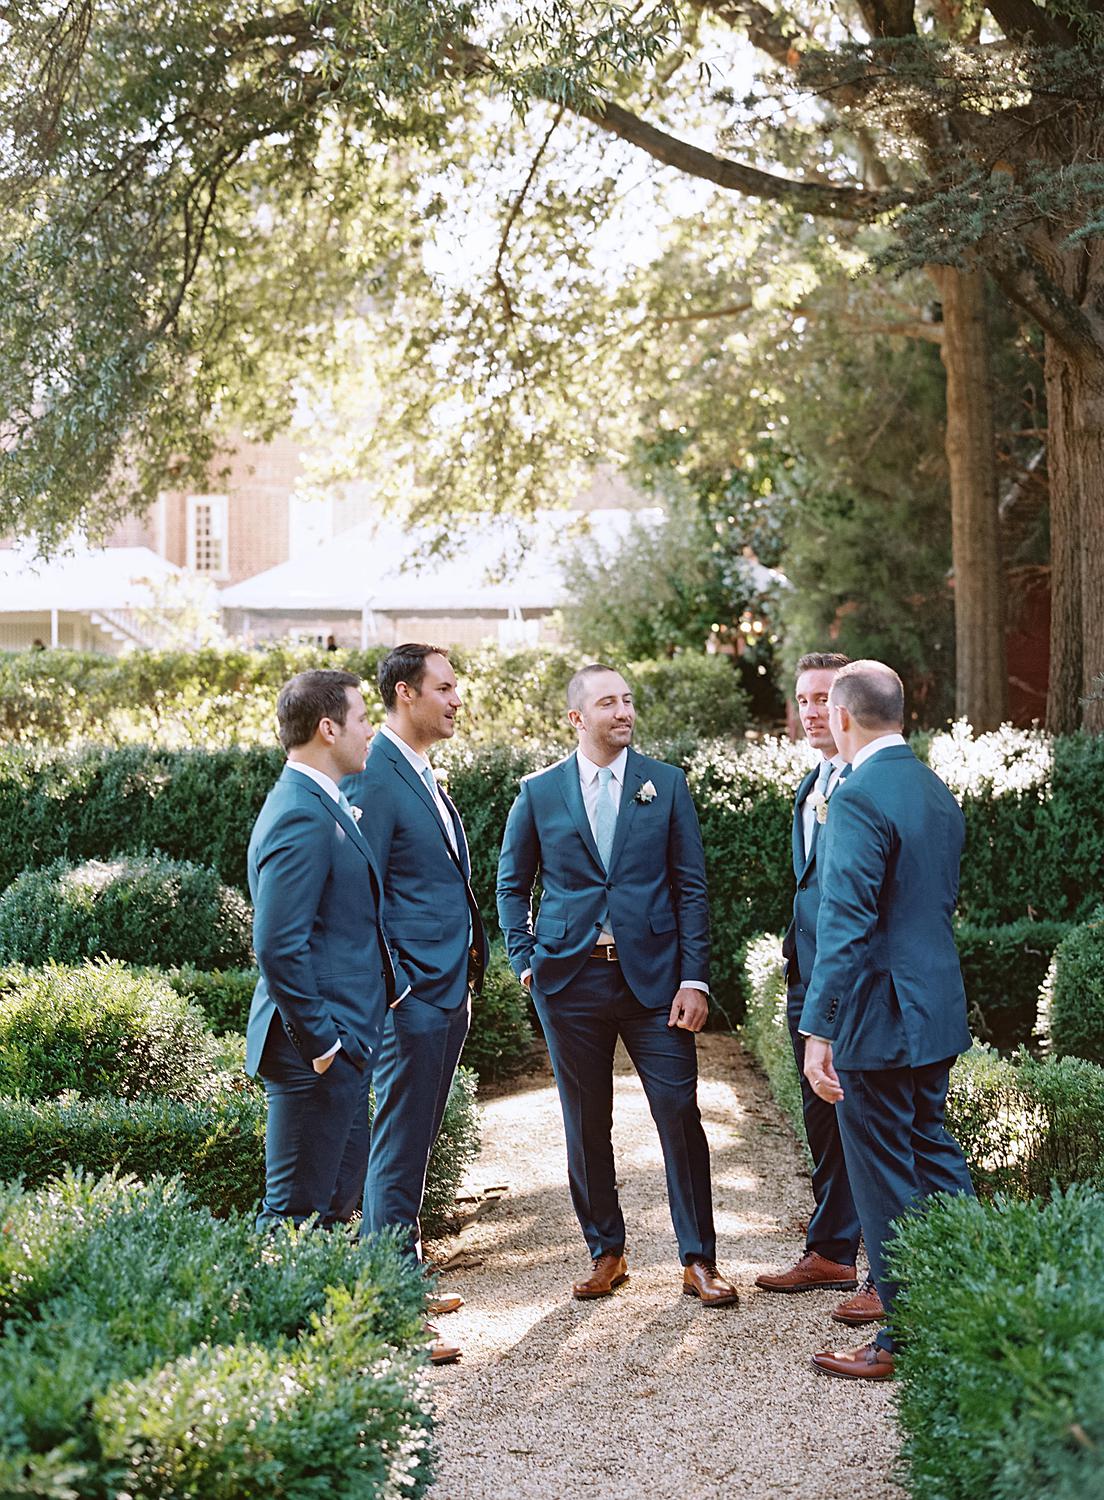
left=0, top=853, right=253, bottom=969
left=463, top=942, right=536, bottom=1084
left=0, top=960, right=222, bottom=1100
left=1051, top=907, right=1104, bottom=1065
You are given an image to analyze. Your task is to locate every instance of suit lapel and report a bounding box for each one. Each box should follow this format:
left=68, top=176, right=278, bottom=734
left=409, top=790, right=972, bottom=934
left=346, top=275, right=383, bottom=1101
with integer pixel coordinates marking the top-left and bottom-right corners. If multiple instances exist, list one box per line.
left=283, top=767, right=382, bottom=885
left=380, top=737, right=459, bottom=857
left=560, top=754, right=606, bottom=873
left=437, top=782, right=471, bottom=877
left=608, top=749, right=643, bottom=874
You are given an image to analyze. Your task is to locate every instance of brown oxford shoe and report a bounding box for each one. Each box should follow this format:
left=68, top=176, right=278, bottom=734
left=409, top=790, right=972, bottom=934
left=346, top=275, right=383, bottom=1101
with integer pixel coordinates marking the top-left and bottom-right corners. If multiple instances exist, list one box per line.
left=832, top=1282, right=884, bottom=1325
left=755, top=1250, right=858, bottom=1294
left=426, top=1290, right=465, bottom=1317
left=682, top=1257, right=740, bottom=1308
left=424, top=1321, right=462, bottom=1365
left=572, top=1252, right=629, bottom=1299
left=811, top=1340, right=895, bottom=1380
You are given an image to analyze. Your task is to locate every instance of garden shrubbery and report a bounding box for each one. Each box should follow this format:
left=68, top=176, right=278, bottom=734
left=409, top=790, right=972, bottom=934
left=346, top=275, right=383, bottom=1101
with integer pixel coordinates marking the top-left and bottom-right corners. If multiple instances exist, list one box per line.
left=1050, top=906, right=1104, bottom=1065
left=0, top=854, right=253, bottom=969
left=0, top=1172, right=433, bottom=1499
left=955, top=918, right=1072, bottom=1050
left=891, top=1186, right=1104, bottom=1500
left=0, top=960, right=222, bottom=1099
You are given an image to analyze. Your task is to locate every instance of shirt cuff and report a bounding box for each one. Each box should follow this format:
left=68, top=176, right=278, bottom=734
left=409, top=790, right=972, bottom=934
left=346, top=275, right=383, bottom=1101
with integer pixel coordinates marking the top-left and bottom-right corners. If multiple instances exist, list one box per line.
left=680, top=980, right=709, bottom=994
left=315, top=1038, right=342, bottom=1062
left=521, top=968, right=532, bottom=984
left=799, top=1032, right=830, bottom=1042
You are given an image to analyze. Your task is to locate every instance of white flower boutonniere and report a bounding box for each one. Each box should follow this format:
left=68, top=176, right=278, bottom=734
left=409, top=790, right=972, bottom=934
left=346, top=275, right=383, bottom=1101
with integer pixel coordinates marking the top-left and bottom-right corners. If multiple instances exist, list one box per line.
left=811, top=791, right=829, bottom=825
left=349, top=805, right=363, bottom=824
left=635, top=780, right=658, bottom=804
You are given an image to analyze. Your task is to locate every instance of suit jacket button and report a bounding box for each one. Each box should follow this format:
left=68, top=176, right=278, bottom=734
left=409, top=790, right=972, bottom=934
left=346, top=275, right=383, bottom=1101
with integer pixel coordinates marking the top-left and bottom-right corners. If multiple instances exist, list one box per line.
left=798, top=881, right=807, bottom=890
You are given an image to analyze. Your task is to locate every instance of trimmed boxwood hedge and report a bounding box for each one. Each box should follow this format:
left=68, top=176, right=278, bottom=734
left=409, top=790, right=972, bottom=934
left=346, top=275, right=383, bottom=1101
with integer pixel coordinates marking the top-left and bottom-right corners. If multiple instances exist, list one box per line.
left=0, top=723, right=1099, bottom=1022
left=956, top=918, right=1072, bottom=1051
left=0, top=1172, right=433, bottom=1499
left=890, top=1186, right=1104, bottom=1500
left=0, top=853, right=253, bottom=970
left=1050, top=906, right=1104, bottom=1066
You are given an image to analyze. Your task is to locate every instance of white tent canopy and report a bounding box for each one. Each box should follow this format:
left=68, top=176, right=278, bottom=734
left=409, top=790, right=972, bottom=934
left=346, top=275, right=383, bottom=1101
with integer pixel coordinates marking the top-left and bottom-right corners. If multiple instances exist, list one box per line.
left=0, top=545, right=186, bottom=612
left=219, top=509, right=663, bottom=615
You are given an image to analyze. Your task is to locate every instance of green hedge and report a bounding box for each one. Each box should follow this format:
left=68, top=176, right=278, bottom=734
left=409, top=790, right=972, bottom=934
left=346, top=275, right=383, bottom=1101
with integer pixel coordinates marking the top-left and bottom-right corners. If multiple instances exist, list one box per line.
left=1, top=723, right=1100, bottom=1022
left=1051, top=907, right=1104, bottom=1065
left=0, top=960, right=223, bottom=1099
left=0, top=643, right=749, bottom=750
left=0, top=1172, right=433, bottom=1498
left=739, top=933, right=806, bottom=1154
left=890, top=1186, right=1104, bottom=1500
left=956, top=919, right=1072, bottom=1051
left=0, top=853, right=253, bottom=969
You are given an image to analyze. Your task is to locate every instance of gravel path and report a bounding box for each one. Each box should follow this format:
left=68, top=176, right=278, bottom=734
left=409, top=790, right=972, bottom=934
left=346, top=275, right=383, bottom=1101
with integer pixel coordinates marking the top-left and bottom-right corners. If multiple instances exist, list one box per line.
left=424, top=1034, right=904, bottom=1500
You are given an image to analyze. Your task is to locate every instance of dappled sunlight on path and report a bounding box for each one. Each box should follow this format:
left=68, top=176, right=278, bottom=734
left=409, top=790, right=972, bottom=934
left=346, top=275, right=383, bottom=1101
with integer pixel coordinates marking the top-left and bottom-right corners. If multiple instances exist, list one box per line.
left=424, top=1035, right=903, bottom=1500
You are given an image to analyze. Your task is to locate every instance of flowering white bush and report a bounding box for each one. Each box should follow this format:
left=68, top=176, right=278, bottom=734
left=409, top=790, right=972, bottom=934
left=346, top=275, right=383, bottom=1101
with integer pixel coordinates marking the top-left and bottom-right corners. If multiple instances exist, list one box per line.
left=686, top=735, right=812, bottom=812
left=927, top=720, right=1052, bottom=801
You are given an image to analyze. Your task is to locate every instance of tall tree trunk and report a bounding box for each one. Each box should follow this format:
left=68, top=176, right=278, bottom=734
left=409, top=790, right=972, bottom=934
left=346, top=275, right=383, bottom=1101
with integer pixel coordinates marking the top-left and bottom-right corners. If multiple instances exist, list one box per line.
left=930, top=265, right=1008, bottom=730
left=1044, top=335, right=1104, bottom=733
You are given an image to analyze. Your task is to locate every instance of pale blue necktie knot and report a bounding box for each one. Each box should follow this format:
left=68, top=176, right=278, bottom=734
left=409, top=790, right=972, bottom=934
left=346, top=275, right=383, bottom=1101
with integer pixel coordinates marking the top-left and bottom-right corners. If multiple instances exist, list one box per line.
left=337, top=789, right=355, bottom=818
left=816, top=759, right=834, bottom=797
left=421, top=765, right=436, bottom=798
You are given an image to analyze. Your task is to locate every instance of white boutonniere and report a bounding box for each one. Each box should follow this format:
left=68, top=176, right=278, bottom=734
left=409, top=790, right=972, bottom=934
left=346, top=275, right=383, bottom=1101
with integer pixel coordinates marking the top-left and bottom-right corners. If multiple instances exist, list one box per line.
left=811, top=792, right=828, bottom=825
left=349, top=805, right=363, bottom=824
left=635, top=780, right=657, bottom=804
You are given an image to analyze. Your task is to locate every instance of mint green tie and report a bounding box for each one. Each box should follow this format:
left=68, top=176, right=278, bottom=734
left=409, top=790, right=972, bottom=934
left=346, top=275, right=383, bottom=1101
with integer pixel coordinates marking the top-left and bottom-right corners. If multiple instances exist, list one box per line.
left=594, top=766, right=616, bottom=868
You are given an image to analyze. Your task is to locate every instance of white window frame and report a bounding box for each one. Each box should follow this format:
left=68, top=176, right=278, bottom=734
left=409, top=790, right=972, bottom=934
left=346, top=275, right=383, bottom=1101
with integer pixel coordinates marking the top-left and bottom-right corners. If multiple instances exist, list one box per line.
left=186, top=494, right=230, bottom=579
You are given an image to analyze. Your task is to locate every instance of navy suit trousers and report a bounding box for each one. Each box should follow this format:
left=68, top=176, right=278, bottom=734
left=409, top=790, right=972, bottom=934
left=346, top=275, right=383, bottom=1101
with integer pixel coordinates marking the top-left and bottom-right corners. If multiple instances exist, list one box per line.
left=255, top=1021, right=372, bottom=1230
left=362, top=992, right=471, bottom=1260
left=786, top=987, right=862, bottom=1266
left=533, top=962, right=715, bottom=1264
left=835, top=1056, right=975, bottom=1351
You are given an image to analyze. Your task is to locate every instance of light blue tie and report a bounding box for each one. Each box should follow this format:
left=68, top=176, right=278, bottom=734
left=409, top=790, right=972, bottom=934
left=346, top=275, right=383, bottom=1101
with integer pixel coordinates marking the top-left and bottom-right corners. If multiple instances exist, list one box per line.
left=421, top=765, right=437, bottom=800
left=594, top=766, right=616, bottom=868
left=594, top=766, right=616, bottom=935
left=337, top=789, right=356, bottom=821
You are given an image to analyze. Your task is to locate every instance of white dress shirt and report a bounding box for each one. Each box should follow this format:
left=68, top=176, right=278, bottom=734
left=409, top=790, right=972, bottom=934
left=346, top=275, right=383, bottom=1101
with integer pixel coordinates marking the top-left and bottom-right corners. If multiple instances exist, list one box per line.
left=380, top=724, right=459, bottom=856
left=801, top=752, right=847, bottom=862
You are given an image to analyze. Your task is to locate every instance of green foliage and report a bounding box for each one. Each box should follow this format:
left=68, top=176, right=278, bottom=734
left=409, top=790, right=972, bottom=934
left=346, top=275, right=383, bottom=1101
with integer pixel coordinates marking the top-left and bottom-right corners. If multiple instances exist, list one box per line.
left=0, top=1090, right=266, bottom=1218
left=955, top=919, right=1072, bottom=1051
left=463, top=943, right=537, bottom=1084
left=162, top=965, right=258, bottom=1036
left=0, top=960, right=222, bottom=1101
left=739, top=932, right=808, bottom=1161
left=0, top=854, right=253, bottom=970
left=890, top=1186, right=1104, bottom=1500
left=419, top=1066, right=482, bottom=1239
left=944, top=1047, right=1104, bottom=1199
left=0, top=1172, right=432, bottom=1497
left=1051, top=908, right=1104, bottom=1066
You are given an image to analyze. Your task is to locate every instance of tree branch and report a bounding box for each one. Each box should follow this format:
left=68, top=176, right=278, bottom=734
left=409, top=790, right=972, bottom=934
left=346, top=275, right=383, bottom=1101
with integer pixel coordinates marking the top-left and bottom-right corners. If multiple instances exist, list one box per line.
left=984, top=0, right=1079, bottom=47
left=493, top=105, right=565, bottom=322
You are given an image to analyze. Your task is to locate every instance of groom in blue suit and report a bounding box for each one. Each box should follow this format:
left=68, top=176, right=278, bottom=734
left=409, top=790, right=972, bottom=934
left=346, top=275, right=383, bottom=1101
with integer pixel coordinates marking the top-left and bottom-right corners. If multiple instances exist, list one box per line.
left=344, top=644, right=488, bottom=1366
left=756, top=652, right=882, bottom=1325
left=497, top=663, right=737, bottom=1307
left=800, top=661, right=975, bottom=1379
left=245, top=669, right=398, bottom=1229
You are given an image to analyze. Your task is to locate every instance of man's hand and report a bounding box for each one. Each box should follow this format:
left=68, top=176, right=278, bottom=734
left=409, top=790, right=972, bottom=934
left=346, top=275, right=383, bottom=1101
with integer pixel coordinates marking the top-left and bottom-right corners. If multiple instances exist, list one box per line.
left=312, top=1052, right=336, bottom=1075
left=668, top=987, right=708, bottom=1031
left=803, top=1037, right=844, bottom=1103
left=521, top=971, right=532, bottom=992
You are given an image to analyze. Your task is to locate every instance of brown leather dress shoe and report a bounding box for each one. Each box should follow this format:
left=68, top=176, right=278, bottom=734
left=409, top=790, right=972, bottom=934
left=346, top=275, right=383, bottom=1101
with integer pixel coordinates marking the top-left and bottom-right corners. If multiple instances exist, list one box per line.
left=426, top=1290, right=465, bottom=1317
left=424, top=1321, right=462, bottom=1365
left=755, top=1250, right=858, bottom=1294
left=811, top=1340, right=895, bottom=1380
left=682, top=1258, right=740, bottom=1308
left=832, top=1282, right=884, bottom=1324
left=572, top=1252, right=629, bottom=1299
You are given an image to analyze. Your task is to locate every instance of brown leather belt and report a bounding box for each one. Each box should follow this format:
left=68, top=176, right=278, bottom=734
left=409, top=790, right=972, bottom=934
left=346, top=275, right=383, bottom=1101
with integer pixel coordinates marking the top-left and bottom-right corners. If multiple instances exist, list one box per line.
left=588, top=945, right=620, bottom=962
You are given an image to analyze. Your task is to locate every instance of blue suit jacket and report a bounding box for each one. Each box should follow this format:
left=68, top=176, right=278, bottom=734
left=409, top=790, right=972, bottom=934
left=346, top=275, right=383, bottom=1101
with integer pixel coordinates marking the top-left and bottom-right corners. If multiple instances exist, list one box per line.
left=782, top=764, right=821, bottom=994
left=244, top=767, right=397, bottom=1076
left=799, top=744, right=971, bottom=1070
left=342, top=734, right=487, bottom=1011
left=496, top=747, right=710, bottom=1008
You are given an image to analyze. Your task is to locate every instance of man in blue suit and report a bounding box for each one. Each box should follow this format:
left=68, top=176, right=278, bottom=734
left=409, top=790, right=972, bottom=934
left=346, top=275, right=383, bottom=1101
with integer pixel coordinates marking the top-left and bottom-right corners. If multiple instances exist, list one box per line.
left=344, top=644, right=488, bottom=1366
left=245, top=668, right=398, bottom=1230
left=756, top=652, right=883, bottom=1328
left=496, top=663, right=737, bottom=1307
left=800, top=661, right=975, bottom=1380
